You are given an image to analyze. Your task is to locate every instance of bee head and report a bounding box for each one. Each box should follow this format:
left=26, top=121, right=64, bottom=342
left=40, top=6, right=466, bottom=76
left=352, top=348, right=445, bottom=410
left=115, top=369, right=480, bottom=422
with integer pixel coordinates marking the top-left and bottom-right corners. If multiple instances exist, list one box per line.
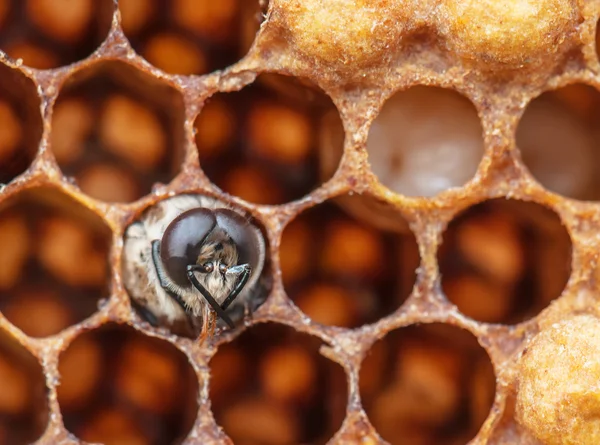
left=159, top=207, right=265, bottom=293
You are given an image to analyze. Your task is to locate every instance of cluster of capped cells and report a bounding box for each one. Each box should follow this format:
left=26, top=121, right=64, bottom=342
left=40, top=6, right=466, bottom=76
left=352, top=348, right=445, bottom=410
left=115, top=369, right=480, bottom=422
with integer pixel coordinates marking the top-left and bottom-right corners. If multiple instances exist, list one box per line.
left=0, top=0, right=600, bottom=444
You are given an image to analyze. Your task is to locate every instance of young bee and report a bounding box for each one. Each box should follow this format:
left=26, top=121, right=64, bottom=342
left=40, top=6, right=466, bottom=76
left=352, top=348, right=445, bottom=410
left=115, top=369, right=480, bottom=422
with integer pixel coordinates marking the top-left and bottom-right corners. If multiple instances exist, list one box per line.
left=122, top=194, right=267, bottom=338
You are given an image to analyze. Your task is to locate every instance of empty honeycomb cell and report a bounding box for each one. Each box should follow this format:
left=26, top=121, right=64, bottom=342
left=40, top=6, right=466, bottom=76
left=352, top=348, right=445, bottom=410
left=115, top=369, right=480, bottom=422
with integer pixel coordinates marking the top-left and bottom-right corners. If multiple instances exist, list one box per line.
left=120, top=0, right=264, bottom=75
left=58, top=324, right=198, bottom=445
left=360, top=323, right=495, bottom=445
left=209, top=323, right=347, bottom=445
left=0, top=0, right=113, bottom=69
left=367, top=86, right=484, bottom=197
left=438, top=199, right=572, bottom=324
left=196, top=74, right=341, bottom=205
left=0, top=64, right=42, bottom=185
left=0, top=329, right=48, bottom=444
left=50, top=61, right=185, bottom=203
left=437, top=0, right=580, bottom=67
left=517, top=84, right=600, bottom=201
left=0, top=188, right=111, bottom=337
left=280, top=196, right=419, bottom=327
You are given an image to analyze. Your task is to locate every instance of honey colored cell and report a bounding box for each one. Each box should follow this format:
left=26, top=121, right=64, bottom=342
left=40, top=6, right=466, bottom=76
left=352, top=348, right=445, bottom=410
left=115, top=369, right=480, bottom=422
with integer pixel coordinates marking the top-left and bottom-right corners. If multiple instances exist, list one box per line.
left=0, top=355, right=29, bottom=415
left=220, top=397, right=300, bottom=445
left=143, top=33, right=207, bottom=75
left=437, top=0, right=580, bottom=66
left=100, top=95, right=166, bottom=172
left=78, top=409, right=148, bottom=445
left=455, top=212, right=524, bottom=285
left=221, top=165, right=284, bottom=204
left=209, top=346, right=248, bottom=404
left=321, top=219, right=384, bottom=279
left=119, top=0, right=155, bottom=36
left=77, top=164, right=140, bottom=203
left=115, top=340, right=179, bottom=414
left=395, top=339, right=463, bottom=424
left=469, top=356, right=496, bottom=430
left=57, top=337, right=103, bottom=410
left=0, top=101, right=22, bottom=164
left=295, top=283, right=359, bottom=327
left=3, top=289, right=73, bottom=337
left=444, top=274, right=514, bottom=323
left=27, top=0, right=93, bottom=43
left=37, top=216, right=107, bottom=288
left=247, top=103, right=312, bottom=164
left=516, top=314, right=600, bottom=445
left=3, top=42, right=58, bottom=69
left=196, top=98, right=236, bottom=159
left=172, top=0, right=238, bottom=41
left=279, top=0, right=416, bottom=68
left=51, top=98, right=94, bottom=165
left=279, top=218, right=312, bottom=285
left=259, top=345, right=317, bottom=404
left=0, top=214, right=30, bottom=290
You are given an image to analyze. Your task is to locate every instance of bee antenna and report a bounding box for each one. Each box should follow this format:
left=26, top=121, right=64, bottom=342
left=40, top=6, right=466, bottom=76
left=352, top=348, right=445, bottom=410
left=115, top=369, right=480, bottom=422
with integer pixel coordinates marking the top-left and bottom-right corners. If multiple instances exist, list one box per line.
left=186, top=265, right=235, bottom=328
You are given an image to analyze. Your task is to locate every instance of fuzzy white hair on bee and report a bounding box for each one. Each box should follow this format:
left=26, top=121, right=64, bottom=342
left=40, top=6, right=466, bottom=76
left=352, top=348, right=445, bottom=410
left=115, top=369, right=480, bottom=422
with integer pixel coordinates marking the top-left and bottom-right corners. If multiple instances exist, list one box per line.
left=122, top=194, right=266, bottom=339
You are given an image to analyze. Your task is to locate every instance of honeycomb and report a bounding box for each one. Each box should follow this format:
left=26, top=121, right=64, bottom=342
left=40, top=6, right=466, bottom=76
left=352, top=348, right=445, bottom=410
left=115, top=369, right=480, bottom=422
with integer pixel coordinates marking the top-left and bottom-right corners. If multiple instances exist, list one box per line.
left=0, top=0, right=597, bottom=443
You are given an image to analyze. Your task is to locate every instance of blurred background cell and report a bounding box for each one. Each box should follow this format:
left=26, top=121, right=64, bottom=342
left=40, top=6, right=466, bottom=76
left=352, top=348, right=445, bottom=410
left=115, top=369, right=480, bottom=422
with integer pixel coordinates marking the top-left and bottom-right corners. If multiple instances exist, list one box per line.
left=517, top=84, right=600, bottom=201
left=0, top=64, right=42, bottom=184
left=196, top=74, right=341, bottom=205
left=210, top=323, right=347, bottom=445
left=438, top=199, right=572, bottom=324
left=50, top=61, right=185, bottom=203
left=0, top=0, right=113, bottom=69
left=120, top=0, right=266, bottom=75
left=58, top=324, right=198, bottom=445
left=281, top=196, right=419, bottom=327
left=360, top=323, right=496, bottom=445
left=0, top=188, right=111, bottom=337
left=0, top=330, right=48, bottom=444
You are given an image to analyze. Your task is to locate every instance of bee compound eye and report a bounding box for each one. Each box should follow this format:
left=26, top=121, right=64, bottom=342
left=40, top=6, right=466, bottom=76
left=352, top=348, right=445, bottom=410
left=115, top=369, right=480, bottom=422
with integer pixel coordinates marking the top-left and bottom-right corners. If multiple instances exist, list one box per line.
left=160, top=208, right=217, bottom=286
left=214, top=209, right=265, bottom=273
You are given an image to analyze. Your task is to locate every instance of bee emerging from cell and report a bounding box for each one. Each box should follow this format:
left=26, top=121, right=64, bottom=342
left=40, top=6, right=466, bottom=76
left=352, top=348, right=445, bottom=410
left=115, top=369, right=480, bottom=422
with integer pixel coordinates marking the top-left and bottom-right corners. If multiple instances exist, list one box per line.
left=123, top=194, right=268, bottom=338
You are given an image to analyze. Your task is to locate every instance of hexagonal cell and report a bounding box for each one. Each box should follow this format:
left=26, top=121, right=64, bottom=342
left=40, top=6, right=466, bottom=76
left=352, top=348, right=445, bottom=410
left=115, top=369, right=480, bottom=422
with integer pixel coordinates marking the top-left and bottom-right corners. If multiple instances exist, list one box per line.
left=0, top=329, right=48, bottom=444
left=0, top=64, right=42, bottom=184
left=122, top=193, right=272, bottom=338
left=324, top=86, right=484, bottom=198
left=195, top=74, right=341, bottom=205
left=58, top=324, right=198, bottom=445
left=119, top=0, right=266, bottom=75
left=360, top=323, right=496, bottom=445
left=209, top=323, right=347, bottom=445
left=438, top=199, right=572, bottom=324
left=0, top=0, right=113, bottom=69
left=280, top=196, right=419, bottom=327
left=50, top=61, right=185, bottom=203
left=516, top=83, right=600, bottom=200
left=0, top=187, right=111, bottom=337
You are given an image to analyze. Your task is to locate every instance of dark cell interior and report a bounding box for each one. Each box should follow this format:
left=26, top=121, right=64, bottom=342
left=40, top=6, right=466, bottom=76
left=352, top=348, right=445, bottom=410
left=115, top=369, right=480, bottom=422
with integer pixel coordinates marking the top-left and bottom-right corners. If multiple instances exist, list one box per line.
left=50, top=61, right=185, bottom=203
left=0, top=187, right=111, bottom=337
left=58, top=324, right=198, bottom=445
left=210, top=323, right=347, bottom=445
left=438, top=198, right=572, bottom=324
left=281, top=196, right=419, bottom=327
left=360, top=323, right=496, bottom=445
left=195, top=73, right=340, bottom=205
left=0, top=0, right=113, bottom=69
